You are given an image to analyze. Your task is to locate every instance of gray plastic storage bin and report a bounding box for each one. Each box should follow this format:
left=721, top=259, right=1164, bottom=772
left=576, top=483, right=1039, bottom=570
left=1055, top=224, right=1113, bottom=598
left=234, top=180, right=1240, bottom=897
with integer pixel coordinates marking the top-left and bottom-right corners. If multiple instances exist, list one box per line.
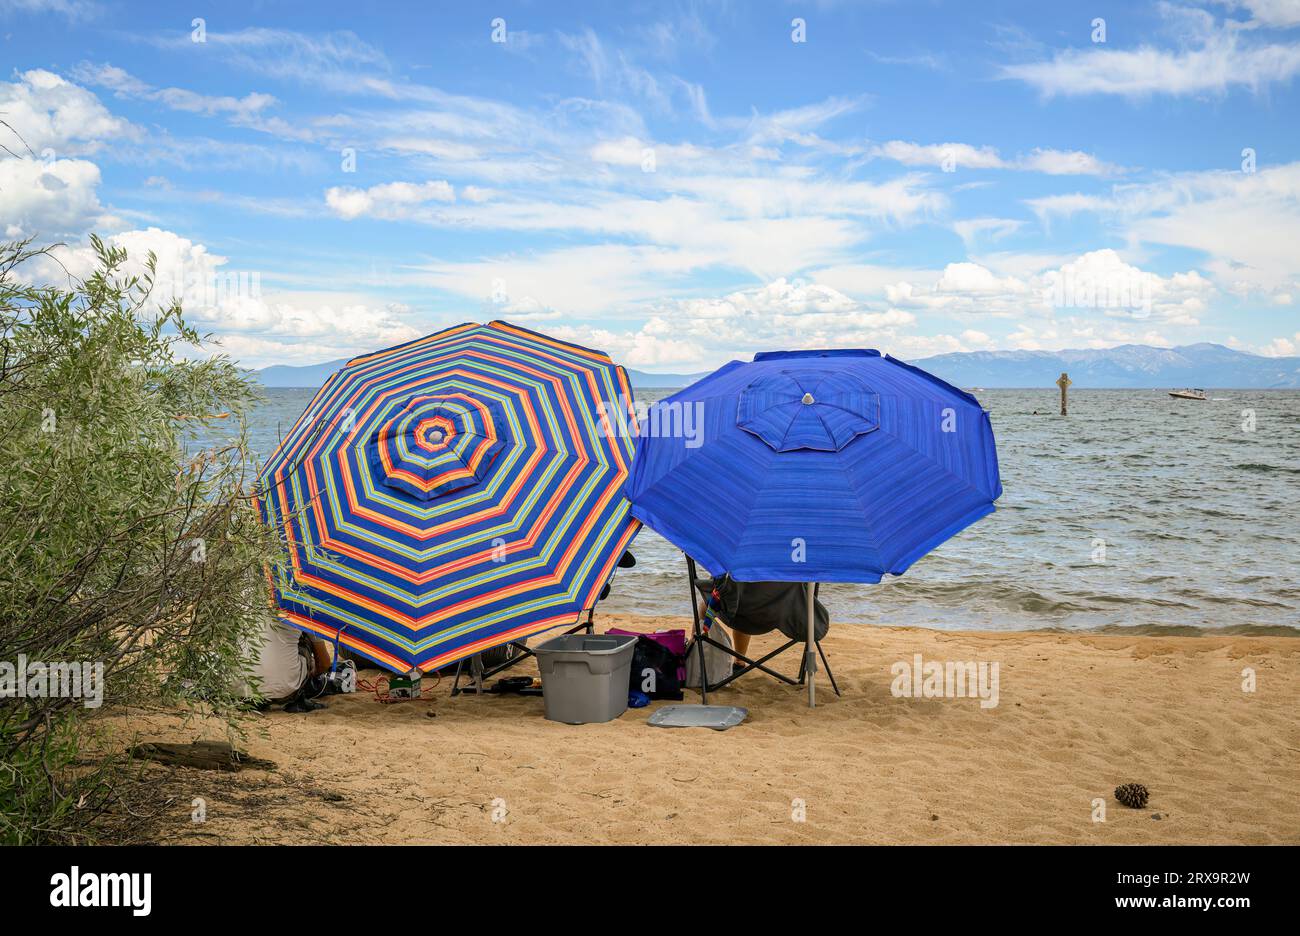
left=534, top=633, right=637, bottom=724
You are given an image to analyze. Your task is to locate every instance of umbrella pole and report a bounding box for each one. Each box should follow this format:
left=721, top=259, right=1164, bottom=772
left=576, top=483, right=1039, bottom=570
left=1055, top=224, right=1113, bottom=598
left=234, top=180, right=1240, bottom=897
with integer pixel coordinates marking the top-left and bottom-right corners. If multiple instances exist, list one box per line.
left=805, top=581, right=816, bottom=708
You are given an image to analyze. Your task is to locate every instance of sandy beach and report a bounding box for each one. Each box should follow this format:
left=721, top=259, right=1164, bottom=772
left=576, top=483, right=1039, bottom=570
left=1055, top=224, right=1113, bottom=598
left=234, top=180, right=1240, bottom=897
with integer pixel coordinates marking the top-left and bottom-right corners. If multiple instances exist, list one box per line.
left=126, top=614, right=1300, bottom=846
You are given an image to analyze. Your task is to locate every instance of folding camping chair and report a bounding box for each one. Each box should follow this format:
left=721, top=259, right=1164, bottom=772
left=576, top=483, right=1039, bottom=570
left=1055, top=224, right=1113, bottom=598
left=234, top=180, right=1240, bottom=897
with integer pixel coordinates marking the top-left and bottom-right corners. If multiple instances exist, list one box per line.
left=450, top=549, right=637, bottom=696
left=449, top=609, right=594, bottom=696
left=685, top=556, right=839, bottom=704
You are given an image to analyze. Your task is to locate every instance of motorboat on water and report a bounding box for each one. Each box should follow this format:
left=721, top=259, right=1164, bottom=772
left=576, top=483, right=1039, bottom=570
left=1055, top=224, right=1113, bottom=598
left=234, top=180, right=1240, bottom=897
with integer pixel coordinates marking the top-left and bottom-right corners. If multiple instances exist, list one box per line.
left=1168, top=388, right=1207, bottom=400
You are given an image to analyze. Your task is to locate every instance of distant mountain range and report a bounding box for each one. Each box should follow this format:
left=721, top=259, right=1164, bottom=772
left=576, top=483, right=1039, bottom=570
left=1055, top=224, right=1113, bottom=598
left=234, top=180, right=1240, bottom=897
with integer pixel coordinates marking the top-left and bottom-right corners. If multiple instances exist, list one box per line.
left=251, top=343, right=1300, bottom=389
left=914, top=343, right=1300, bottom=389
left=624, top=368, right=711, bottom=387
left=253, top=358, right=349, bottom=388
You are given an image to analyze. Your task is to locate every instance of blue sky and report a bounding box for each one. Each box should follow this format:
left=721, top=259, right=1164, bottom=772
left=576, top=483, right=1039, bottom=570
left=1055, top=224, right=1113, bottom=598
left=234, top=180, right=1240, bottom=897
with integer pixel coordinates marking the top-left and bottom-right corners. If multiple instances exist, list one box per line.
left=2, top=0, right=1299, bottom=369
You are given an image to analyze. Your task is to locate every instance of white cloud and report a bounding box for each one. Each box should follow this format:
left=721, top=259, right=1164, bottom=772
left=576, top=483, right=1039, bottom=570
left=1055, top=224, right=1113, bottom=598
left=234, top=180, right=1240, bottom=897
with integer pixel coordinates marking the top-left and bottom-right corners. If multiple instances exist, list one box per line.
left=1025, top=192, right=1111, bottom=225
left=953, top=217, right=1023, bottom=247
left=0, top=68, right=135, bottom=156
left=875, top=140, right=1005, bottom=170
left=204, top=292, right=419, bottom=347
left=72, top=62, right=277, bottom=121
left=0, top=68, right=429, bottom=366
left=660, top=172, right=943, bottom=224
left=803, top=262, right=942, bottom=298
left=1218, top=1, right=1300, bottom=29
left=325, top=180, right=456, bottom=219
left=969, top=250, right=1078, bottom=280
left=1129, top=166, right=1300, bottom=292
left=25, top=226, right=228, bottom=294
left=589, top=135, right=706, bottom=167
left=325, top=170, right=943, bottom=288
left=936, top=262, right=1029, bottom=295
left=461, top=185, right=494, bottom=203
left=868, top=50, right=949, bottom=71
left=1258, top=331, right=1300, bottom=356
left=564, top=278, right=918, bottom=369
left=546, top=324, right=708, bottom=369
left=880, top=250, right=1214, bottom=327
left=1002, top=319, right=1175, bottom=352
left=886, top=262, right=1031, bottom=314
left=557, top=27, right=716, bottom=122
left=741, top=96, right=865, bottom=149
left=1018, top=148, right=1117, bottom=176
left=376, top=137, right=480, bottom=160
left=140, top=27, right=391, bottom=92
left=489, top=293, right=561, bottom=321
left=0, top=156, right=107, bottom=236
left=25, top=228, right=421, bottom=366
left=0, top=0, right=100, bottom=22
left=635, top=10, right=715, bottom=59
left=874, top=140, right=1118, bottom=175
left=1002, top=24, right=1300, bottom=97
left=1027, top=162, right=1300, bottom=291
left=413, top=243, right=713, bottom=316
left=1041, top=249, right=1214, bottom=326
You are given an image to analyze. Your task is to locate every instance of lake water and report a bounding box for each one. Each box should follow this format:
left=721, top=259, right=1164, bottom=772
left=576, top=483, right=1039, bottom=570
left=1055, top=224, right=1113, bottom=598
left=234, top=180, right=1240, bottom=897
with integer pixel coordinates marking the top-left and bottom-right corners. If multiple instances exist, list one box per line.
left=247, top=387, right=1300, bottom=635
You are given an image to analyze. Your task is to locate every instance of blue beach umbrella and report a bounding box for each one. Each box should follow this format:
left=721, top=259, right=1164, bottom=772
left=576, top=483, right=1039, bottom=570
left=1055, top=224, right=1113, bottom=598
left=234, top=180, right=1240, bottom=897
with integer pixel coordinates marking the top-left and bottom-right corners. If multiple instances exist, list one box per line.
left=625, top=349, right=1001, bottom=705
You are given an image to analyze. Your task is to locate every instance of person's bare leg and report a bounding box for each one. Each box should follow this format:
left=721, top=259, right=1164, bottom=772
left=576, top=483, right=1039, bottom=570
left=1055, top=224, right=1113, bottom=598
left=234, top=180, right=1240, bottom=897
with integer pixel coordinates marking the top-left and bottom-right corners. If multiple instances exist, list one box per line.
left=699, top=598, right=749, bottom=673
left=308, top=636, right=333, bottom=677
left=284, top=637, right=334, bottom=712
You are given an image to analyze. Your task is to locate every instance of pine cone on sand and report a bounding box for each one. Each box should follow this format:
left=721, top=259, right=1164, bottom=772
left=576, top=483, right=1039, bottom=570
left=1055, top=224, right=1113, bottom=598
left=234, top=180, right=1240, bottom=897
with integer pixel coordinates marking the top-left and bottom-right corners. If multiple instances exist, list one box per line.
left=1114, top=783, right=1150, bottom=809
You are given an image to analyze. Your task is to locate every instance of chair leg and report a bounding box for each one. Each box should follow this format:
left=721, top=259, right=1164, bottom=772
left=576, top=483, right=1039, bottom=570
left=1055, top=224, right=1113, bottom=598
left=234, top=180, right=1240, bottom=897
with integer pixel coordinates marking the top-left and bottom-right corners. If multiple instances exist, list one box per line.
left=451, top=659, right=464, bottom=696
left=471, top=653, right=484, bottom=695
left=686, top=555, right=708, bottom=704
left=694, top=629, right=709, bottom=704
left=468, top=617, right=589, bottom=691
left=817, top=640, right=840, bottom=696
left=708, top=639, right=799, bottom=690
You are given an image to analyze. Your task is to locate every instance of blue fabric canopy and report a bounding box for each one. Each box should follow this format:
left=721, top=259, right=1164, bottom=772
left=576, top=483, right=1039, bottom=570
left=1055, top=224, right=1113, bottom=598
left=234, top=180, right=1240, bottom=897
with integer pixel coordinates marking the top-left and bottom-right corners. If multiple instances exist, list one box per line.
left=625, top=349, right=1001, bottom=583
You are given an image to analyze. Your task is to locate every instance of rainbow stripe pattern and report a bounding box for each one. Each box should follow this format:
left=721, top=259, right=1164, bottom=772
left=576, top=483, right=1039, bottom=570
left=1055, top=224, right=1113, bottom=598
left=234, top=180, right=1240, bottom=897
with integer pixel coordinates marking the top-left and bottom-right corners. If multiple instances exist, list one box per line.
left=256, top=321, right=641, bottom=674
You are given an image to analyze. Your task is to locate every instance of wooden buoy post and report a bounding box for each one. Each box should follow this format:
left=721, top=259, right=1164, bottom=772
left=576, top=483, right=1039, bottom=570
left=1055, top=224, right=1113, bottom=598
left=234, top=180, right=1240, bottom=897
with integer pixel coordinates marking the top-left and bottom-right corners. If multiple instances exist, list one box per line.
left=1057, top=372, right=1071, bottom=415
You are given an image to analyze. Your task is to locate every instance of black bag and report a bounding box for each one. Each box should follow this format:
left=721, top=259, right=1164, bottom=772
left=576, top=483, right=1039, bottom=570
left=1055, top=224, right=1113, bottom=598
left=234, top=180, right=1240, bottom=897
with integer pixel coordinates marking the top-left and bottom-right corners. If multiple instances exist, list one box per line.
left=628, top=634, right=684, bottom=700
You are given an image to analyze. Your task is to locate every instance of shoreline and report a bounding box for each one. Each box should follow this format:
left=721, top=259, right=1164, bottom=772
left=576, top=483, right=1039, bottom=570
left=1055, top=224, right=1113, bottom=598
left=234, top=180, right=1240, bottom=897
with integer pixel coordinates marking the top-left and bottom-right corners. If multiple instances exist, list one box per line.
left=602, top=612, right=1300, bottom=638
left=127, top=616, right=1299, bottom=845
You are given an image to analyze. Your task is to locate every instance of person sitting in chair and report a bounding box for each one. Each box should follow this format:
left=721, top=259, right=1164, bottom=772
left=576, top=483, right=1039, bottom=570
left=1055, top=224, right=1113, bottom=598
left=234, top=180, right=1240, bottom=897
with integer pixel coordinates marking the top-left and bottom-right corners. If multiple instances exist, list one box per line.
left=236, top=615, right=335, bottom=712
left=695, top=572, right=830, bottom=678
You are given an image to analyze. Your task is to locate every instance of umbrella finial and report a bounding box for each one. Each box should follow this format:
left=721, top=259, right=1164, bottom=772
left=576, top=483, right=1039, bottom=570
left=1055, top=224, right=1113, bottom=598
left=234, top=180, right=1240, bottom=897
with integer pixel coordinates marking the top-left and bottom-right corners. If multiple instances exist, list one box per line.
left=801, top=392, right=815, bottom=405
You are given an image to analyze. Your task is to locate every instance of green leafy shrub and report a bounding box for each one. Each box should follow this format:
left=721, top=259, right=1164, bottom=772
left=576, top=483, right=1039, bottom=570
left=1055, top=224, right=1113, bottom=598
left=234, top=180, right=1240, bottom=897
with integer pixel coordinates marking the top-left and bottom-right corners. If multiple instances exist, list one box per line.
left=0, top=237, right=276, bottom=844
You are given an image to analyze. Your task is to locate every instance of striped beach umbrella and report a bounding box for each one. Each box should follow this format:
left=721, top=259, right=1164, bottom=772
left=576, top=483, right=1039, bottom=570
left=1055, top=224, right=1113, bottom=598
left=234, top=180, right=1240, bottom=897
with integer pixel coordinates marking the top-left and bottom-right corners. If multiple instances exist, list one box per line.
left=256, top=321, right=640, bottom=674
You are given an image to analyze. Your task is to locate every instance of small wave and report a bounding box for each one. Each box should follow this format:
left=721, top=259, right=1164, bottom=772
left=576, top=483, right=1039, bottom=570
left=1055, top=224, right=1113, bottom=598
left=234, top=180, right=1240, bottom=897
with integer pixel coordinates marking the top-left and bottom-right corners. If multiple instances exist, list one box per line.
left=1196, top=593, right=1294, bottom=609
left=1194, top=507, right=1242, bottom=519
left=1233, top=462, right=1300, bottom=475
left=1083, top=622, right=1300, bottom=637
left=883, top=580, right=1098, bottom=614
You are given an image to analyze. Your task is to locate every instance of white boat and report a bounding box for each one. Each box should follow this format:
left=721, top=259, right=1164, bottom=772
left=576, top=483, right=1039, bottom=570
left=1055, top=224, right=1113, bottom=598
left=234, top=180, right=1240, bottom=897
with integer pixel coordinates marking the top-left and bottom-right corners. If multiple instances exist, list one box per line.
left=1168, top=388, right=1207, bottom=400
